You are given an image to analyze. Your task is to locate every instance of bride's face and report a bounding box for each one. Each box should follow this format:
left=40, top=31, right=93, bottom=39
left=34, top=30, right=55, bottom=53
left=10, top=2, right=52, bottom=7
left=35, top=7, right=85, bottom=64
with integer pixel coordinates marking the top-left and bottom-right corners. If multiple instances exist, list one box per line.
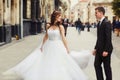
left=56, top=15, right=62, bottom=22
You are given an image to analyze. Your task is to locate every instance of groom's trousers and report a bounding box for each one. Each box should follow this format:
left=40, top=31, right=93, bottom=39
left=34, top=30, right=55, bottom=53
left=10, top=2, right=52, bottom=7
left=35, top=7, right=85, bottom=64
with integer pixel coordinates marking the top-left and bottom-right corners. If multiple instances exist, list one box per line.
left=94, top=51, right=112, bottom=80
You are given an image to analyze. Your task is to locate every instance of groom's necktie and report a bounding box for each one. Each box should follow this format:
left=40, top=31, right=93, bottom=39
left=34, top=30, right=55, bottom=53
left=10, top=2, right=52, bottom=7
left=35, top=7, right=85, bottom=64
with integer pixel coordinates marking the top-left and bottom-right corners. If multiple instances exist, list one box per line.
left=97, top=21, right=101, bottom=27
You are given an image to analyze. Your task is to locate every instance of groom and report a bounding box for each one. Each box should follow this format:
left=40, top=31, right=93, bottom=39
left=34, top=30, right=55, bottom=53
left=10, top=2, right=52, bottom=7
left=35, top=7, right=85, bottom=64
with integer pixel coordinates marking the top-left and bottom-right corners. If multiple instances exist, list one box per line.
left=93, top=7, right=113, bottom=80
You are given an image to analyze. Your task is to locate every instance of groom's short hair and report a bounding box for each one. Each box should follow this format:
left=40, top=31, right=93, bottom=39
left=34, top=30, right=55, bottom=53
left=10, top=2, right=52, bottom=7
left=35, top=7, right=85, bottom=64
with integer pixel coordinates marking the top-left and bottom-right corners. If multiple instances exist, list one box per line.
left=95, top=7, right=105, bottom=15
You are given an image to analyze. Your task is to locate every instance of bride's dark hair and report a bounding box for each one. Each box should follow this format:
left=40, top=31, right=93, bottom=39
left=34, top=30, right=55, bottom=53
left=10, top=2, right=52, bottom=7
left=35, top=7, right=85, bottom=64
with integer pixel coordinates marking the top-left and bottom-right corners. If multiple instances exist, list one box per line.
left=50, top=10, right=62, bottom=26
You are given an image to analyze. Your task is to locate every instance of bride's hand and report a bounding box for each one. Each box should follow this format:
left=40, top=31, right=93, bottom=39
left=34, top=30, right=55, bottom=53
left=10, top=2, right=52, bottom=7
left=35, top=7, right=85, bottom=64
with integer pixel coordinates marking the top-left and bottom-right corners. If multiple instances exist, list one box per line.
left=67, top=51, right=70, bottom=54
left=40, top=47, right=43, bottom=52
left=92, top=49, right=96, bottom=56
left=67, top=49, right=70, bottom=54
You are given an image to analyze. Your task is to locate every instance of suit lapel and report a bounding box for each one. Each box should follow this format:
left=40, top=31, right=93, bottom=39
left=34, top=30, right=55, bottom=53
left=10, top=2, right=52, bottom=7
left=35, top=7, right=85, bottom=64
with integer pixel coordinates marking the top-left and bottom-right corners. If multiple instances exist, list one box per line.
left=100, top=18, right=106, bottom=27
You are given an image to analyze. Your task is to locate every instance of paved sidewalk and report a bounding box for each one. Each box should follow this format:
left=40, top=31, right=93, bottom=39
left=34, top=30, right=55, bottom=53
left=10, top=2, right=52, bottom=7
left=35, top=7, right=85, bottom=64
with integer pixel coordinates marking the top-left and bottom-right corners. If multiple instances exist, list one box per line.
left=0, top=27, right=120, bottom=80
left=0, top=33, right=45, bottom=79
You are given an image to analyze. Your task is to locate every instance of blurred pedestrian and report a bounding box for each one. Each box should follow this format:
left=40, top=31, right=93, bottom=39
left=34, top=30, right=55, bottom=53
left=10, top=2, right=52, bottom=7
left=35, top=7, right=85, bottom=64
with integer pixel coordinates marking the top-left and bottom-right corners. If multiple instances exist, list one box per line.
left=75, top=18, right=82, bottom=34
left=86, top=22, right=91, bottom=32
left=114, top=17, right=120, bottom=37
left=62, top=15, right=69, bottom=36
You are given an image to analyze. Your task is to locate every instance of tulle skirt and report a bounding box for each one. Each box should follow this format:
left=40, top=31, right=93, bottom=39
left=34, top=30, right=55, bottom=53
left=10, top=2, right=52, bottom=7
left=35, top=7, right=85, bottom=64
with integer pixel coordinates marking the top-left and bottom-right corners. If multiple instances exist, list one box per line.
left=2, top=40, right=91, bottom=80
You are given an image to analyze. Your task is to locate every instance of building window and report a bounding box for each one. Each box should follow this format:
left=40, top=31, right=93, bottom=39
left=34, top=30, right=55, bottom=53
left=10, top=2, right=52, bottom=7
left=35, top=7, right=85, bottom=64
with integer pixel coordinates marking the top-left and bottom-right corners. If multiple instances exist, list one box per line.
left=23, top=0, right=27, bottom=19
left=26, top=0, right=31, bottom=19
left=7, top=0, right=10, bottom=7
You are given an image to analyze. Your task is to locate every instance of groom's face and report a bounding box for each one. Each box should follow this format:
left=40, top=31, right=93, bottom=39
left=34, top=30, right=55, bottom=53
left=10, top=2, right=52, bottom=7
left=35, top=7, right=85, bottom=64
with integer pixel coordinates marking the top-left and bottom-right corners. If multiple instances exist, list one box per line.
left=95, top=10, right=102, bottom=20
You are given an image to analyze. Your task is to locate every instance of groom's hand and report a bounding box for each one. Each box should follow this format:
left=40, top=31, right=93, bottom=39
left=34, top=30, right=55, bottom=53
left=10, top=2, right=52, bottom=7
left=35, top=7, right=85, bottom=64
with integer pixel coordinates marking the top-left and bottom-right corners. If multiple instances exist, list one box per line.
left=102, top=51, right=108, bottom=57
left=92, top=49, right=96, bottom=56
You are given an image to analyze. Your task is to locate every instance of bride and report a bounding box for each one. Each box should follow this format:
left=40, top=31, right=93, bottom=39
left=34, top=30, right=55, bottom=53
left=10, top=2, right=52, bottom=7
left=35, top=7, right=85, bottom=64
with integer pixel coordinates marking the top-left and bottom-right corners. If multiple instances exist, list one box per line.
left=2, top=10, right=91, bottom=80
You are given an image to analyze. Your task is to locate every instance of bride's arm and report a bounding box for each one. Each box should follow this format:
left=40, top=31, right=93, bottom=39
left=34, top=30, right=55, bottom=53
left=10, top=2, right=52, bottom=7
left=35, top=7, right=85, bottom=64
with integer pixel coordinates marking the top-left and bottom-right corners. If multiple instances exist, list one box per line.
left=59, top=25, right=69, bottom=53
left=40, top=24, right=50, bottom=51
left=40, top=33, right=48, bottom=50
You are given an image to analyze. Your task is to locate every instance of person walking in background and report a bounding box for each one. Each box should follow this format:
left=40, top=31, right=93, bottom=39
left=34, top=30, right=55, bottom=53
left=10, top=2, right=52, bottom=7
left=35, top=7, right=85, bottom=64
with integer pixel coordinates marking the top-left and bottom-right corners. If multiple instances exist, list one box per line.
left=62, top=15, right=69, bottom=36
left=114, top=17, right=120, bottom=37
left=93, top=7, right=113, bottom=80
left=75, top=18, right=82, bottom=34
left=86, top=22, right=91, bottom=32
left=112, top=16, right=116, bottom=33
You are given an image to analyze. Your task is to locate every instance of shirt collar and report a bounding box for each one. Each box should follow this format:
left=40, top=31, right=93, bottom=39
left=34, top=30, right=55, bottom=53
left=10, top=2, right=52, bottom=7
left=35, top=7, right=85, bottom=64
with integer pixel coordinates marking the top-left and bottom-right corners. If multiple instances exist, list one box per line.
left=100, top=16, right=105, bottom=22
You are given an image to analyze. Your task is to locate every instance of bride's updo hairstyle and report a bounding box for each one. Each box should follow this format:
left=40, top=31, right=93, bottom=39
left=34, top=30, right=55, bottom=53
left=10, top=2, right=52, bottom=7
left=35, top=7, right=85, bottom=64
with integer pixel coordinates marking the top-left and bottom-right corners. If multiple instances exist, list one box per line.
left=50, top=10, right=62, bottom=26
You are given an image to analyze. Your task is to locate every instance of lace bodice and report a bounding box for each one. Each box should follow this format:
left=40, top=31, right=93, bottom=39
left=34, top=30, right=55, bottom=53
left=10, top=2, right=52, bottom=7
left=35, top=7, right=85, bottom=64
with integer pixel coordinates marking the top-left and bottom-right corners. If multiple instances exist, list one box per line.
left=47, top=29, right=61, bottom=40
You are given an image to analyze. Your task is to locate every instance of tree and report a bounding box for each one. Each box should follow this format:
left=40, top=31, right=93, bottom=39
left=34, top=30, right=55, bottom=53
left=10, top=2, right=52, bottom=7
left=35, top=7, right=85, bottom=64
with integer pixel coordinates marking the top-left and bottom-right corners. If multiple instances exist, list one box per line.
left=112, top=0, right=120, bottom=18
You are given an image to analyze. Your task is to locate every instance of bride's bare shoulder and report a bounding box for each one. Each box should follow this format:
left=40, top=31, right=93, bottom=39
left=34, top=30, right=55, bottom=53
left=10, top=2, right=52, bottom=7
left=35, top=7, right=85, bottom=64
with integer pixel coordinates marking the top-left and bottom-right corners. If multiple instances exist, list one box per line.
left=46, top=23, right=51, bottom=29
left=59, top=25, right=64, bottom=30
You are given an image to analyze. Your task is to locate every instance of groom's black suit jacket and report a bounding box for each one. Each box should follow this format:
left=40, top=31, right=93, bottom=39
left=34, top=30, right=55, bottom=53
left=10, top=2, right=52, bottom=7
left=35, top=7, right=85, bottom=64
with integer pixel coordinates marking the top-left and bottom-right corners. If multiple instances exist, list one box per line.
left=95, top=18, right=113, bottom=53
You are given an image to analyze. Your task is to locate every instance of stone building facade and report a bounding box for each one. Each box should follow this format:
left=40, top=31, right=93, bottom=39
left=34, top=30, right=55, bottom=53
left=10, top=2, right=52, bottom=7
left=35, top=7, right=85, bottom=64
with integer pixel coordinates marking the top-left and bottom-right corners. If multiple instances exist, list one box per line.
left=0, top=0, right=52, bottom=45
left=0, top=0, right=20, bottom=45
left=90, top=0, right=114, bottom=23
left=0, top=0, right=71, bottom=45
left=70, top=0, right=114, bottom=23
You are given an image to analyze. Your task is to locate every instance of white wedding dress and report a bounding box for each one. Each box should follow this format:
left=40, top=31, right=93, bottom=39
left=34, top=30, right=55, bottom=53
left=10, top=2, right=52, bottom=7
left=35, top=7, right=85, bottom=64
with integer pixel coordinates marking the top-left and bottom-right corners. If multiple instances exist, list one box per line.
left=2, top=29, right=91, bottom=80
